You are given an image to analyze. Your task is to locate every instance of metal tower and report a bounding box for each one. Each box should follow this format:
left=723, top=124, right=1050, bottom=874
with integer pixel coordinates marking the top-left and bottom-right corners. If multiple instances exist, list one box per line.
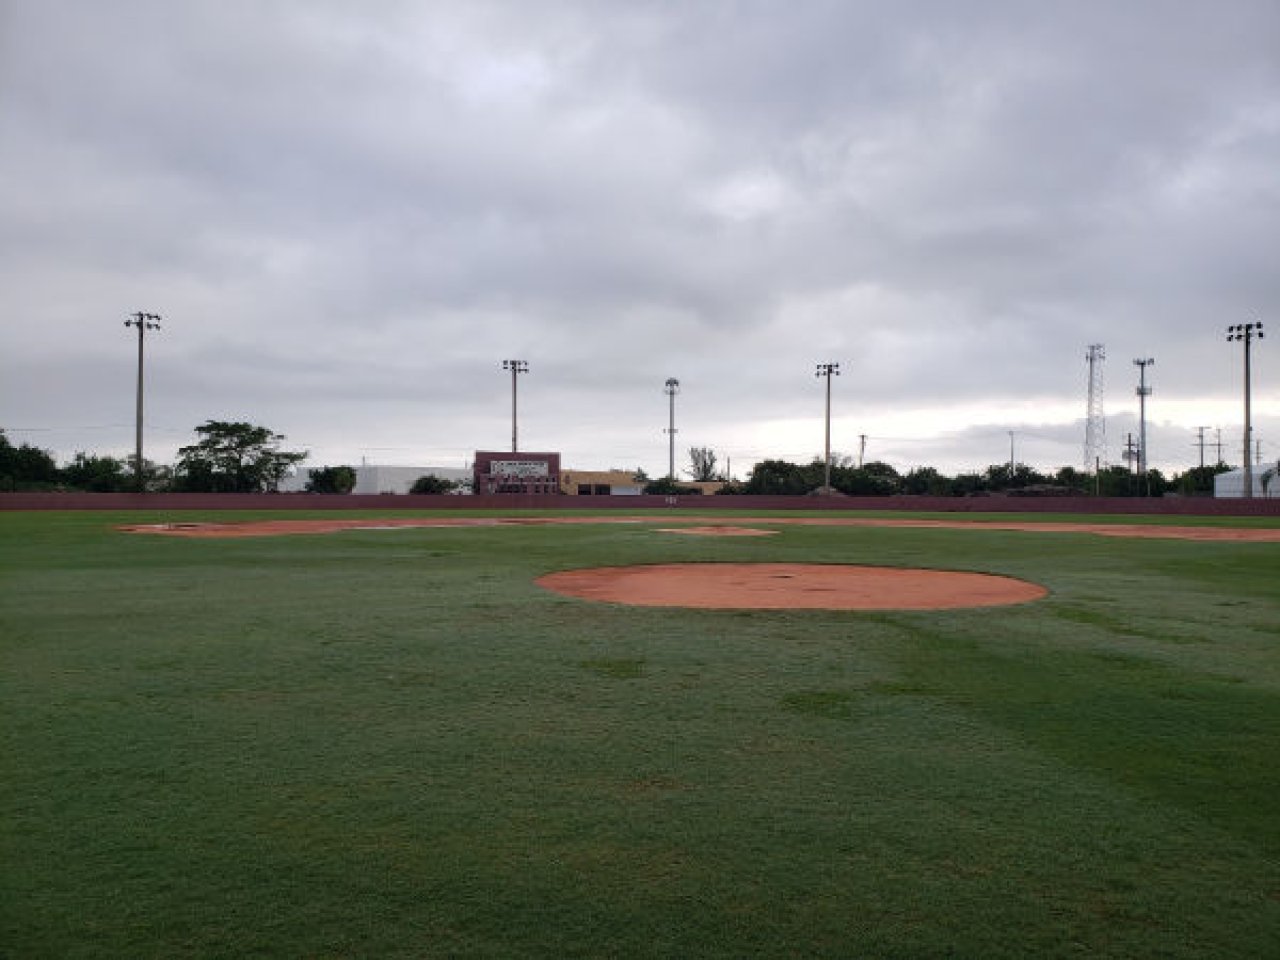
left=1084, top=344, right=1106, bottom=475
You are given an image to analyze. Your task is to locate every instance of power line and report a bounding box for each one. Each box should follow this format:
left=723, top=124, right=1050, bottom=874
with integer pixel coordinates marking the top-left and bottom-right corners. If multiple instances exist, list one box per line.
left=2, top=424, right=133, bottom=433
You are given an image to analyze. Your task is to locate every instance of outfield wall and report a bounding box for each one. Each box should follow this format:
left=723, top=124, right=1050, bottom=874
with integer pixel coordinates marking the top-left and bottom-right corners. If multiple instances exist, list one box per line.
left=3, top=492, right=1279, bottom=516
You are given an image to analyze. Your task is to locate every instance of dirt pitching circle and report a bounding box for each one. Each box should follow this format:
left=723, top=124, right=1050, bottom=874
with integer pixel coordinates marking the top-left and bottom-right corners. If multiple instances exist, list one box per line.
left=536, top=562, right=1048, bottom=611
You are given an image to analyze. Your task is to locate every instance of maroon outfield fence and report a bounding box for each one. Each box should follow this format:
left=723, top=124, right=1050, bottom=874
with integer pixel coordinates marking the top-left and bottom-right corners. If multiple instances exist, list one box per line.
left=2, top=491, right=1279, bottom=516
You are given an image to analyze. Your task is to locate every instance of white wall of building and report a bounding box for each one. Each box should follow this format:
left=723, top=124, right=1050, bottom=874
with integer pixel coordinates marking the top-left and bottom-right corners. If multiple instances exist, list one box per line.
left=1214, top=465, right=1280, bottom=498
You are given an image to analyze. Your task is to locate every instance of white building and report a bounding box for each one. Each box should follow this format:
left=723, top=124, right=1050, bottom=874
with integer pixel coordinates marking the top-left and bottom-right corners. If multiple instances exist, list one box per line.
left=1214, top=464, right=1280, bottom=498
left=279, top=465, right=472, bottom=495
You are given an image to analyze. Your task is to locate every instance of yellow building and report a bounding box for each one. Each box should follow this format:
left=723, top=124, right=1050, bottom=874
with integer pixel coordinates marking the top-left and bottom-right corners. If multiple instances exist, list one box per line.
left=558, top=471, right=728, bottom=496
left=559, top=470, right=645, bottom=496
left=680, top=480, right=727, bottom=496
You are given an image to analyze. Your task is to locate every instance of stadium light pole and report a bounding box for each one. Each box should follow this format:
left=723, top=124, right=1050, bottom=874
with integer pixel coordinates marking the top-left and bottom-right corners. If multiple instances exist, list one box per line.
left=1227, top=322, right=1264, bottom=499
left=502, top=360, right=528, bottom=452
left=664, top=378, right=680, bottom=480
left=124, top=311, right=161, bottom=492
left=1133, top=357, right=1154, bottom=494
left=815, top=362, right=840, bottom=492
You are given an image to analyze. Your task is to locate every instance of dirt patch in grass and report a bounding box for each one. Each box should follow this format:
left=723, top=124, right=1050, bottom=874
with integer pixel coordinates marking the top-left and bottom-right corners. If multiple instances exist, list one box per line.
left=654, top=526, right=777, bottom=537
left=536, top=562, right=1048, bottom=611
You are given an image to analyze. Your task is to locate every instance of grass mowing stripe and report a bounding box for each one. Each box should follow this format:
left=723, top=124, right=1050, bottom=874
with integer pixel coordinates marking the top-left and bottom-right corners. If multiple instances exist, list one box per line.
left=889, top=622, right=1280, bottom=855
left=3, top=509, right=1278, bottom=958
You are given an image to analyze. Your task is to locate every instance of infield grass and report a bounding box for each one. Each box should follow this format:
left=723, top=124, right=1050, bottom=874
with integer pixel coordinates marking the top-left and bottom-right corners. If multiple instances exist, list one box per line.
left=2, top=509, right=1278, bottom=958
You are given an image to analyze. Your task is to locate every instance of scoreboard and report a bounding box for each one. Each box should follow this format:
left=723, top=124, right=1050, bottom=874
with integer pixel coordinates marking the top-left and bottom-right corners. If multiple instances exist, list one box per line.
left=472, top=451, right=561, bottom=494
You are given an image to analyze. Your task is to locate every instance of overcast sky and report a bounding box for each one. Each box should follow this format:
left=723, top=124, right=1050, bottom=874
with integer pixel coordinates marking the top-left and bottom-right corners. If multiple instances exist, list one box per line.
left=2, top=0, right=1277, bottom=480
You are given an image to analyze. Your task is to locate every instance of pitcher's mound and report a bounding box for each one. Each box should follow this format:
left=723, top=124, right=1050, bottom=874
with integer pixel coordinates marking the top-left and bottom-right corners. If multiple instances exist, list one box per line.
left=536, top=562, right=1047, bottom=610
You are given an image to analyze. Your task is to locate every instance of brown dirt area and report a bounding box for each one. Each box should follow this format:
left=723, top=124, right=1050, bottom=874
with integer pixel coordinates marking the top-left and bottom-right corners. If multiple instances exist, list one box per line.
left=655, top=526, right=777, bottom=536
left=119, top=514, right=1275, bottom=611
left=536, top=563, right=1049, bottom=610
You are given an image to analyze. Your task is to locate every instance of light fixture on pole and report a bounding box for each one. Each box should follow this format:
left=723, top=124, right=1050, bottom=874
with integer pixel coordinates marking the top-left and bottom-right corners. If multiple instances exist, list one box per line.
left=1133, top=357, right=1154, bottom=493
left=502, top=359, right=528, bottom=453
left=123, top=311, right=161, bottom=492
left=815, top=362, right=840, bottom=493
left=664, top=378, right=680, bottom=480
left=1227, top=321, right=1264, bottom=499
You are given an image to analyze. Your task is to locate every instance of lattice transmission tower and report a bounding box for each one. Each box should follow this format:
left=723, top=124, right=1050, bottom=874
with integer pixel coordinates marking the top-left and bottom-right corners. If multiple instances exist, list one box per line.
left=1084, top=344, right=1106, bottom=474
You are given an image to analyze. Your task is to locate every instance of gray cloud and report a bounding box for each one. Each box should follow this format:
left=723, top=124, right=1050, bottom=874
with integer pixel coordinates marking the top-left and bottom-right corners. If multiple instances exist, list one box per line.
left=2, top=0, right=1277, bottom=478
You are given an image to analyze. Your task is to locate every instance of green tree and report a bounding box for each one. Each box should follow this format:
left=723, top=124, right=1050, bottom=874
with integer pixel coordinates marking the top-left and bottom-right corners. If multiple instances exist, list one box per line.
left=126, top=455, right=173, bottom=492
left=1096, top=465, right=1138, bottom=497
left=643, top=477, right=701, bottom=496
left=983, top=463, right=1048, bottom=491
left=410, top=474, right=458, bottom=495
left=0, top=431, right=59, bottom=490
left=1052, top=466, right=1089, bottom=493
left=305, top=465, right=357, bottom=494
left=833, top=460, right=900, bottom=495
left=1139, top=468, right=1169, bottom=498
left=60, top=452, right=130, bottom=492
left=949, top=472, right=987, bottom=496
left=1171, top=463, right=1231, bottom=496
left=174, top=421, right=307, bottom=493
left=902, top=466, right=952, bottom=496
left=742, top=459, right=820, bottom=495
left=687, top=447, right=720, bottom=482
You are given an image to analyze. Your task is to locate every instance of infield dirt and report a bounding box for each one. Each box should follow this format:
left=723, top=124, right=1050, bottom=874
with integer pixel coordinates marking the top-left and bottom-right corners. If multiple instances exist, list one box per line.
left=119, top=515, right=1280, bottom=541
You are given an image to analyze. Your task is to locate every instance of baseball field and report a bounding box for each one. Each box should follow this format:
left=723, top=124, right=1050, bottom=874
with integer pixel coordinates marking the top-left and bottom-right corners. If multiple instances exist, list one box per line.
left=2, top=508, right=1278, bottom=958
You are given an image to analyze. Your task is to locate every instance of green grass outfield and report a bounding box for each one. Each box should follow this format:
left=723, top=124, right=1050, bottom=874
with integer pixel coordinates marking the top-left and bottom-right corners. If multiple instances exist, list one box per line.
left=2, top=509, right=1278, bottom=959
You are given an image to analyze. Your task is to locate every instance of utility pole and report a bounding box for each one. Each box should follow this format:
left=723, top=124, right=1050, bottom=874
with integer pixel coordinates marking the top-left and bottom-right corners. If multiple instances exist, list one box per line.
left=502, top=359, right=528, bottom=452
left=1214, top=427, right=1223, bottom=466
left=664, top=378, right=680, bottom=480
left=1008, top=431, right=1016, bottom=480
left=123, top=311, right=161, bottom=492
left=1123, top=432, right=1138, bottom=473
left=858, top=434, right=867, bottom=469
left=1133, top=357, right=1154, bottom=494
left=1195, top=426, right=1209, bottom=469
left=815, top=362, right=840, bottom=493
left=1227, top=322, right=1264, bottom=498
